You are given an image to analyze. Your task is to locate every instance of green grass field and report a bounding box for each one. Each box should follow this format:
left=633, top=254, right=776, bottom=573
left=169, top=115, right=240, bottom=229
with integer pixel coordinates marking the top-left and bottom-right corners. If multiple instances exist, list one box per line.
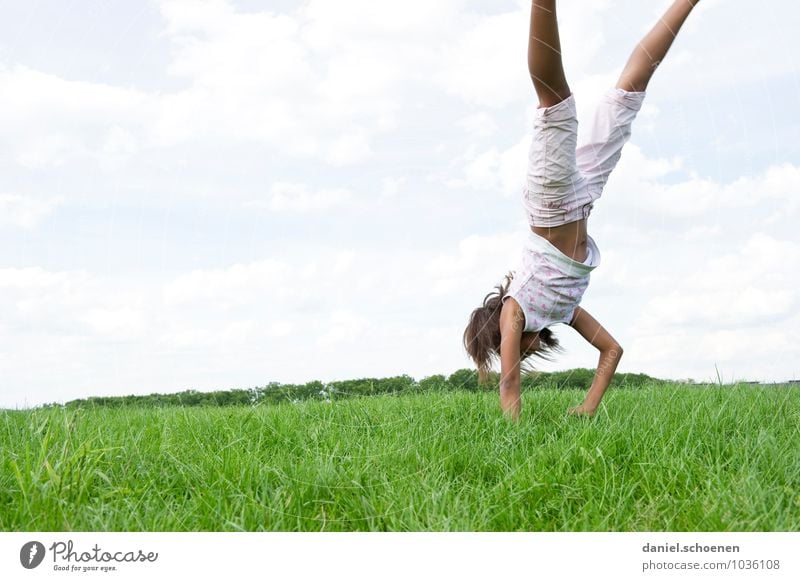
left=2, top=384, right=798, bottom=531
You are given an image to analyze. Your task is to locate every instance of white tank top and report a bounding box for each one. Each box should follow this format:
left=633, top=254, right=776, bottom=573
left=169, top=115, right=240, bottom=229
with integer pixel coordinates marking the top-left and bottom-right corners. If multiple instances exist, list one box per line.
left=502, top=231, right=601, bottom=332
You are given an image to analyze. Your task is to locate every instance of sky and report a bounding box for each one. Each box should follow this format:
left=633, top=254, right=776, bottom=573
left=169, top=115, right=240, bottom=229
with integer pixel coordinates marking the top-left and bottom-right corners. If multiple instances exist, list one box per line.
left=1, top=0, right=799, bottom=409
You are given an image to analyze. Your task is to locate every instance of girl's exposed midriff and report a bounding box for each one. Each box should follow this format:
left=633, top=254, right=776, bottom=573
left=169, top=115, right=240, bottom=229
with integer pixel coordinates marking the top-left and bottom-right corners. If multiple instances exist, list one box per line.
left=532, top=217, right=589, bottom=263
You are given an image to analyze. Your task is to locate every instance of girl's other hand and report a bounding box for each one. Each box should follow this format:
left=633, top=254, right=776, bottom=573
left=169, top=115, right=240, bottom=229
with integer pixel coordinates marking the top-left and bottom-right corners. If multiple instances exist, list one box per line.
left=567, top=404, right=596, bottom=417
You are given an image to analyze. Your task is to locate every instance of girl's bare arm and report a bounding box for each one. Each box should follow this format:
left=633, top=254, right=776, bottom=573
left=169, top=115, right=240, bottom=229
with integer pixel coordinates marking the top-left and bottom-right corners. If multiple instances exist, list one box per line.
left=568, top=306, right=624, bottom=416
left=499, top=298, right=525, bottom=421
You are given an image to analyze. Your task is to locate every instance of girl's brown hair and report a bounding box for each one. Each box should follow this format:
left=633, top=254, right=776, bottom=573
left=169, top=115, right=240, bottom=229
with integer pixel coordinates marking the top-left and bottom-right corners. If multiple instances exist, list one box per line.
left=462, top=271, right=561, bottom=384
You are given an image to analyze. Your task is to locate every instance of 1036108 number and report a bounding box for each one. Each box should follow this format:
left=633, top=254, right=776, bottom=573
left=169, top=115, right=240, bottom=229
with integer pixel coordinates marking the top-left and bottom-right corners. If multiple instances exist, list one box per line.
left=732, top=559, right=780, bottom=570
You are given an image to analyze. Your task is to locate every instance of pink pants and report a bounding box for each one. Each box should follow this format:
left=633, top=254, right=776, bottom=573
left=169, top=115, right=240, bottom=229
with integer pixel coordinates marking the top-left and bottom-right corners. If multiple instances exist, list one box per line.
left=523, top=87, right=646, bottom=227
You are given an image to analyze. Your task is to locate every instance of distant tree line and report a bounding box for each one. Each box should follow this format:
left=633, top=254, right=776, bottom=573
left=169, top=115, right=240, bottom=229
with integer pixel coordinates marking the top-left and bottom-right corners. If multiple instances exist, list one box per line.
left=51, top=368, right=668, bottom=410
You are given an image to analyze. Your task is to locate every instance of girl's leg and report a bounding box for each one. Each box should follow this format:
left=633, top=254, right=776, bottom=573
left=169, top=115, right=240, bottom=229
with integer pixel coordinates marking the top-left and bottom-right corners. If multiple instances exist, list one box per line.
left=528, top=0, right=571, bottom=108
left=616, top=0, right=700, bottom=92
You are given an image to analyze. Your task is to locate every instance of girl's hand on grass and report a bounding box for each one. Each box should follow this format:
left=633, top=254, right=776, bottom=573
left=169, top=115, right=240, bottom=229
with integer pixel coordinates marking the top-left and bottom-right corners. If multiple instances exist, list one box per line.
left=568, top=404, right=596, bottom=417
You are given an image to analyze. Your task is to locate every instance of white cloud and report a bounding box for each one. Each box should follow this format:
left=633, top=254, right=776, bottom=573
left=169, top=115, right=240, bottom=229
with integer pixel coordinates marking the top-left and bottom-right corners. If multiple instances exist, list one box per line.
left=683, top=223, right=723, bottom=242
left=0, top=63, right=152, bottom=169
left=437, top=0, right=614, bottom=108
left=162, top=258, right=290, bottom=307
left=79, top=305, right=148, bottom=340
left=148, top=0, right=466, bottom=160
left=0, top=265, right=74, bottom=290
left=456, top=112, right=499, bottom=138
left=0, top=266, right=149, bottom=343
left=623, top=229, right=800, bottom=381
left=317, top=309, right=369, bottom=347
left=437, top=10, right=528, bottom=108
left=0, top=0, right=629, bottom=171
left=244, top=182, right=353, bottom=213
left=611, top=149, right=800, bottom=218
left=427, top=230, right=524, bottom=296
left=156, top=319, right=257, bottom=350
left=0, top=194, right=64, bottom=229
left=628, top=322, right=800, bottom=384
left=447, top=137, right=529, bottom=195
left=380, top=176, right=406, bottom=198
left=324, top=130, right=374, bottom=166
left=268, top=320, right=294, bottom=338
